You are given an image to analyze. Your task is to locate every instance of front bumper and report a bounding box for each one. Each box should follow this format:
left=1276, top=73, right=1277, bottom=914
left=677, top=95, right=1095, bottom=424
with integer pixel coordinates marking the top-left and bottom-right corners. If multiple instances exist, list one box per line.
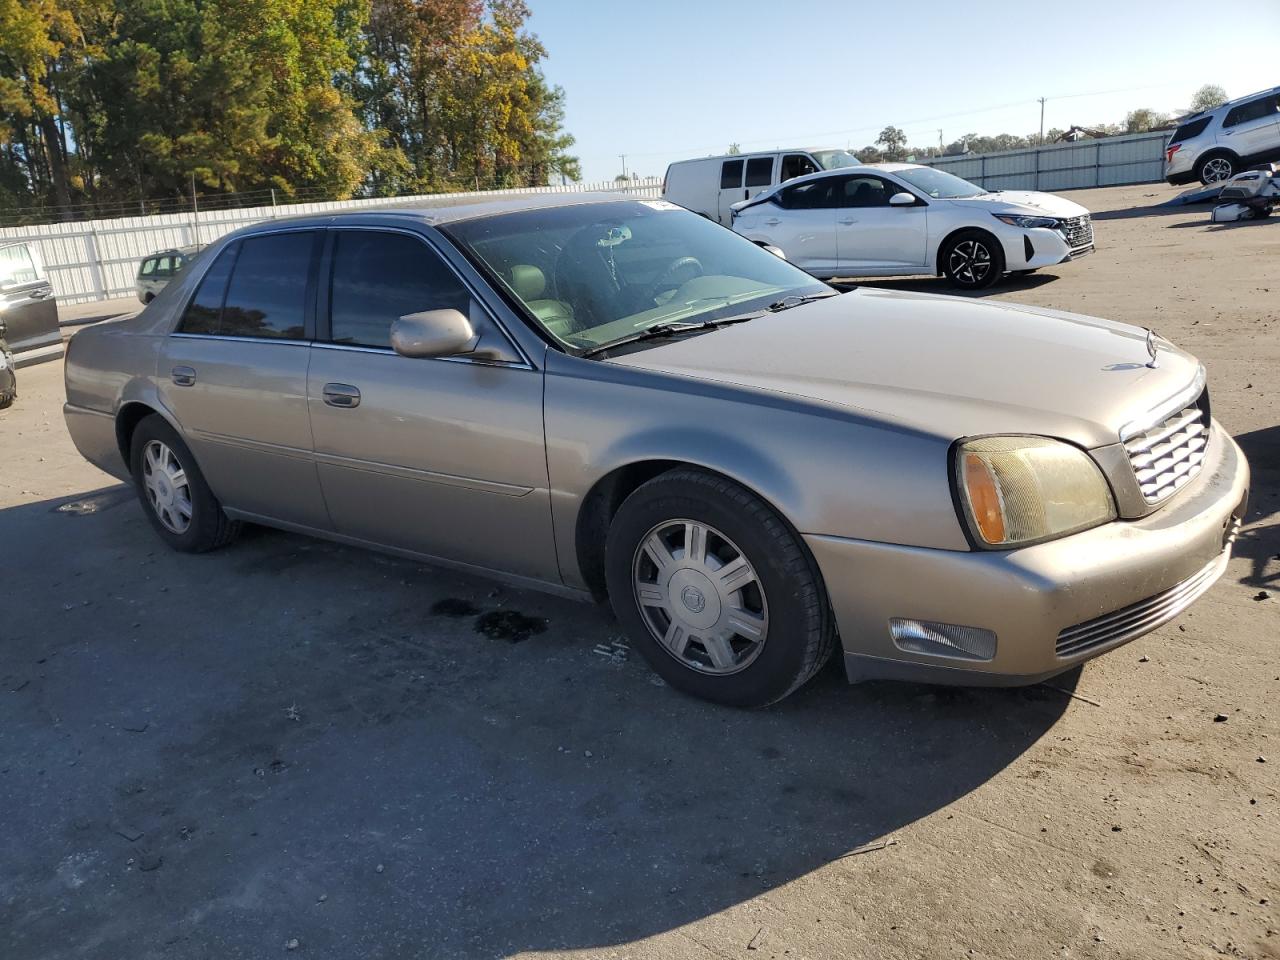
left=1000, top=225, right=1092, bottom=271
left=806, top=426, right=1249, bottom=686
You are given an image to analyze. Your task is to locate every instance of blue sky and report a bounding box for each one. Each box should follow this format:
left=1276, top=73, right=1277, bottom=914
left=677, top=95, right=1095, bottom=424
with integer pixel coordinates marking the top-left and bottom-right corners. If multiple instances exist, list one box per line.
left=527, top=0, right=1280, bottom=182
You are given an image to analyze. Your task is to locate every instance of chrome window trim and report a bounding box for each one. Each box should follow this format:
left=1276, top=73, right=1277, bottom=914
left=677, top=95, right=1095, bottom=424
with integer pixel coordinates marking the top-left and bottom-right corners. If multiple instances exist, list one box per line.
left=324, top=223, right=534, bottom=370
left=170, top=333, right=312, bottom=347
left=1119, top=365, right=1207, bottom=442
left=309, top=339, right=530, bottom=370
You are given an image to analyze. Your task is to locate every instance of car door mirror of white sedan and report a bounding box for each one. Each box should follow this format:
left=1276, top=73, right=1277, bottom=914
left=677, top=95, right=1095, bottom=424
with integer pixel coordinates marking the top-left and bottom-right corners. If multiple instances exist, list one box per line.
left=889, top=192, right=918, bottom=206
left=391, top=309, right=480, bottom=359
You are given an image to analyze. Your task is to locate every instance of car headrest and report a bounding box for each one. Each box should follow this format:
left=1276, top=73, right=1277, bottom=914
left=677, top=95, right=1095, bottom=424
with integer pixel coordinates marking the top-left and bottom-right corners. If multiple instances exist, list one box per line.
left=510, top=264, right=547, bottom=300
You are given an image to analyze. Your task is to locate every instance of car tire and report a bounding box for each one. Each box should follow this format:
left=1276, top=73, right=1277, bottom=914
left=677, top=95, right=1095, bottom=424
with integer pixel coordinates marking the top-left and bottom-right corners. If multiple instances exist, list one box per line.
left=941, top=230, right=1004, bottom=290
left=604, top=468, right=836, bottom=707
left=1197, top=152, right=1236, bottom=185
left=0, top=392, right=13, bottom=410
left=130, top=414, right=240, bottom=553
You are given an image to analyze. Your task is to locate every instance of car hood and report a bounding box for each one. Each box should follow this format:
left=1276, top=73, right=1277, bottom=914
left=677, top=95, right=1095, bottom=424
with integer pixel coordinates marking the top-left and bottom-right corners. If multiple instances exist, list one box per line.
left=607, top=289, right=1201, bottom=449
left=948, top=190, right=1090, bottom=219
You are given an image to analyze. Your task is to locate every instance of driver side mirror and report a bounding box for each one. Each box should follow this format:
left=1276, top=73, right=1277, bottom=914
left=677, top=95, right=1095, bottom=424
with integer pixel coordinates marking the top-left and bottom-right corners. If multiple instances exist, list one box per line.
left=889, top=192, right=918, bottom=206
left=391, top=308, right=479, bottom=359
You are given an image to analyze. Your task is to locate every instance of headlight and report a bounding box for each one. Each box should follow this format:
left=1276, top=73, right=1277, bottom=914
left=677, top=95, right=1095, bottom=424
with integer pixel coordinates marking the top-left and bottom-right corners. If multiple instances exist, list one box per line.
left=993, top=213, right=1060, bottom=229
left=955, top=437, right=1116, bottom=548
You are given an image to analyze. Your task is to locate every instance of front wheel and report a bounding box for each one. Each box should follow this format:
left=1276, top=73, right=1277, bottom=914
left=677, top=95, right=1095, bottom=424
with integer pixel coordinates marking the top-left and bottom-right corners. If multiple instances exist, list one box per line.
left=130, top=414, right=240, bottom=553
left=604, top=468, right=835, bottom=707
left=941, top=230, right=1004, bottom=290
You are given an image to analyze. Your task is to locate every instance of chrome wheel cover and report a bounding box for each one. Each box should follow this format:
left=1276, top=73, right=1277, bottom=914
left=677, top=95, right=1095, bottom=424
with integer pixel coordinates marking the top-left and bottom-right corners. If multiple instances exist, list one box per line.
left=948, top=239, right=993, bottom=285
left=141, top=439, right=193, bottom=534
left=631, top=519, right=769, bottom=676
left=1203, top=157, right=1233, bottom=183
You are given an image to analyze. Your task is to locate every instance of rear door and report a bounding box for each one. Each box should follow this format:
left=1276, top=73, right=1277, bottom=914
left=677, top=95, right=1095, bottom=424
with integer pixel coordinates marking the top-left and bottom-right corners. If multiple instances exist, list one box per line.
left=715, top=156, right=775, bottom=225
left=834, top=174, right=927, bottom=272
left=1219, top=94, right=1280, bottom=162
left=764, top=178, right=840, bottom=275
left=0, top=243, right=59, bottom=354
left=159, top=229, right=330, bottom=529
left=305, top=227, right=556, bottom=581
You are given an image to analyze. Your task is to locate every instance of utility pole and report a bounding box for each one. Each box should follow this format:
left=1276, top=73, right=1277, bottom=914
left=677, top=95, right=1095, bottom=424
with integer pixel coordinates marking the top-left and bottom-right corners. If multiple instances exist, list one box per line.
left=619, top=154, right=628, bottom=184
left=938, top=129, right=944, bottom=154
left=1038, top=97, right=1047, bottom=145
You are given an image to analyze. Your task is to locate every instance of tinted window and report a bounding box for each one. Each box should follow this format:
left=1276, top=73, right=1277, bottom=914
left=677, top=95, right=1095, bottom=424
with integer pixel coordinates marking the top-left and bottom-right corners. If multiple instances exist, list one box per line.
left=0, top=244, right=38, bottom=287
left=839, top=176, right=898, bottom=208
left=219, top=232, right=314, bottom=339
left=779, top=179, right=838, bottom=210
left=780, top=154, right=819, bottom=181
left=178, top=247, right=237, bottom=335
left=1171, top=116, right=1212, bottom=143
left=329, top=232, right=471, bottom=349
left=744, top=156, right=773, bottom=187
left=720, top=159, right=744, bottom=189
left=1223, top=96, right=1278, bottom=128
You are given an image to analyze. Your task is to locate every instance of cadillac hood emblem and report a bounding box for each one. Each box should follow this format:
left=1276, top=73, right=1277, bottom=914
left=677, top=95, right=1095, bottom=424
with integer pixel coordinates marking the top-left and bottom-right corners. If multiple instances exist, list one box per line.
left=1145, top=328, right=1159, bottom=369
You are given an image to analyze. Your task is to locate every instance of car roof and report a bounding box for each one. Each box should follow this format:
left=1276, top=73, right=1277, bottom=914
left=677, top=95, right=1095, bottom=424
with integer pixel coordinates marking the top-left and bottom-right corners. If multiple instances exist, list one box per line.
left=236, top=190, right=645, bottom=233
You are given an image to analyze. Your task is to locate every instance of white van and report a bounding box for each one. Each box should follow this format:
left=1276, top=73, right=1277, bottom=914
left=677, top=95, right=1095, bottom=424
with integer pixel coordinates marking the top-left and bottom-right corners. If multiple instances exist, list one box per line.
left=663, top=148, right=860, bottom=225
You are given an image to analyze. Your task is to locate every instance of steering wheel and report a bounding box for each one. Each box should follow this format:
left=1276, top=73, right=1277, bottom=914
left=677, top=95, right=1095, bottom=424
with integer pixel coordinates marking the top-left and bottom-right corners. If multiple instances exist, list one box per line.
left=643, top=256, right=704, bottom=303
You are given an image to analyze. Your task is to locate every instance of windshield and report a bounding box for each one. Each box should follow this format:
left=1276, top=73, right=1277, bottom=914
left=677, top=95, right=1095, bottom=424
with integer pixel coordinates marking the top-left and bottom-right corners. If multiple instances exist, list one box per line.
left=893, top=167, right=987, bottom=199
left=810, top=149, right=861, bottom=170
left=444, top=201, right=829, bottom=353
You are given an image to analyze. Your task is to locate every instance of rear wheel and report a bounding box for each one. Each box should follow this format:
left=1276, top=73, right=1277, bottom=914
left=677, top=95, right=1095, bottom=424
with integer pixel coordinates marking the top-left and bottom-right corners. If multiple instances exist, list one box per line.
left=129, top=415, right=239, bottom=553
left=604, top=468, right=835, bottom=707
left=941, top=230, right=1004, bottom=290
left=1197, top=152, right=1235, bottom=185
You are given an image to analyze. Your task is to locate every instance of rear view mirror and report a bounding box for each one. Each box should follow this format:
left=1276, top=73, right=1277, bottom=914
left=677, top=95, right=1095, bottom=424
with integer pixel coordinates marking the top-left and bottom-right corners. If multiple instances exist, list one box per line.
left=391, top=308, right=478, bottom=359
left=889, top=192, right=917, bottom=206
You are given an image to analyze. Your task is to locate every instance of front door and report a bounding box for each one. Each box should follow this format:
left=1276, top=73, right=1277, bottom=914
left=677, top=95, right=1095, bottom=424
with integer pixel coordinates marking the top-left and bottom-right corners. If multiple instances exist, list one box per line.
left=834, top=175, right=928, bottom=271
left=159, top=229, right=330, bottom=529
left=0, top=243, right=59, bottom=354
left=305, top=228, right=557, bottom=582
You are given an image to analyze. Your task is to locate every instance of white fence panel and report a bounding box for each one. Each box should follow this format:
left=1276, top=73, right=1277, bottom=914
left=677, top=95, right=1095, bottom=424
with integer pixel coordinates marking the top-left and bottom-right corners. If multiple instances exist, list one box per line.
left=924, top=131, right=1169, bottom=193
left=0, top=178, right=661, bottom=305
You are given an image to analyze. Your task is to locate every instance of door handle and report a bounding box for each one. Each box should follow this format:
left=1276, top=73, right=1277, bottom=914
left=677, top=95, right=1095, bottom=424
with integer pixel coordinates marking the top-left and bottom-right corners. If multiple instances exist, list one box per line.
left=171, top=365, right=196, bottom=387
left=322, top=383, right=361, bottom=408
left=838, top=217, right=858, bottom=225
left=764, top=217, right=781, bottom=225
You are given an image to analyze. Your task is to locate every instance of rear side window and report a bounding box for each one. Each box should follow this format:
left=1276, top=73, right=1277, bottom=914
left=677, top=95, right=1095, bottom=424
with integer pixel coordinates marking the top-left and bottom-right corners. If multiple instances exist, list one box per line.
left=219, top=232, right=315, bottom=339
left=1223, top=95, right=1279, bottom=128
left=329, top=231, right=471, bottom=349
left=720, top=159, right=744, bottom=189
left=0, top=244, right=38, bottom=287
left=779, top=179, right=838, bottom=210
left=744, top=156, right=773, bottom=188
left=1170, top=116, right=1211, bottom=143
left=178, top=247, right=237, bottom=335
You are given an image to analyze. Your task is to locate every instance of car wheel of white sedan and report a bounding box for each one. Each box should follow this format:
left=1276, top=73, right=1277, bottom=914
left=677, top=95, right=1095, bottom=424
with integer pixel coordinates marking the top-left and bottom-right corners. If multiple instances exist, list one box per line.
left=130, top=414, right=240, bottom=553
left=942, top=230, right=1005, bottom=291
left=604, top=468, right=836, bottom=707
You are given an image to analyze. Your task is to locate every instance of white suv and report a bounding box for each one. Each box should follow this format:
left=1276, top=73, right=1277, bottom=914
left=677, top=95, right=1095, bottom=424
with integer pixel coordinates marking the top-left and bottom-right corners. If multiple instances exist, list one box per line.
left=1165, top=86, right=1280, bottom=185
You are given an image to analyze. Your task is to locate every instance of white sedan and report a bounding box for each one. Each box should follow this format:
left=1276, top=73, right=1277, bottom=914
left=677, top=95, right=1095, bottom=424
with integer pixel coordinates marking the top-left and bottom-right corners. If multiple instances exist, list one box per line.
left=730, top=163, right=1094, bottom=290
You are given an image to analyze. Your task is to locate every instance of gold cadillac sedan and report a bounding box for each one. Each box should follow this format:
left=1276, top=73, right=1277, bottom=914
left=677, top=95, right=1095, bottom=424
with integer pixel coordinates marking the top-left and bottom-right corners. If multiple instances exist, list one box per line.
left=63, top=194, right=1250, bottom=706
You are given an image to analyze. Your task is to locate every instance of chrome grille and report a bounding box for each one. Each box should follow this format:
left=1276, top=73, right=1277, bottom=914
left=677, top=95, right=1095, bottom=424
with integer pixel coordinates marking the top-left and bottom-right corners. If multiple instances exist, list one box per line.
left=1056, top=553, right=1226, bottom=658
left=1123, top=395, right=1210, bottom=503
left=1059, top=214, right=1093, bottom=250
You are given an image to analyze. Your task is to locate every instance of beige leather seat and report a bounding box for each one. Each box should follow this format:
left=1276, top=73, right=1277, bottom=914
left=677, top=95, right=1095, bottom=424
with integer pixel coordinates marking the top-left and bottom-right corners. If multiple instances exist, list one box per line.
left=510, top=265, right=575, bottom=337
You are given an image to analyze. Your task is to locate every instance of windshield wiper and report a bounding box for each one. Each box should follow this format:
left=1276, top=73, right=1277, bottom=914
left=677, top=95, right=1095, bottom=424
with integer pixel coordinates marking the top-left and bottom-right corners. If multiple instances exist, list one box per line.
left=580, top=321, right=714, bottom=358
left=766, top=291, right=839, bottom=312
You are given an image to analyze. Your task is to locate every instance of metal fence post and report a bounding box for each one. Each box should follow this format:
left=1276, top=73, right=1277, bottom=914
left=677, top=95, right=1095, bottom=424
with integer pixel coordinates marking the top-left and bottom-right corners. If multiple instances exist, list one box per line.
left=85, top=224, right=106, bottom=301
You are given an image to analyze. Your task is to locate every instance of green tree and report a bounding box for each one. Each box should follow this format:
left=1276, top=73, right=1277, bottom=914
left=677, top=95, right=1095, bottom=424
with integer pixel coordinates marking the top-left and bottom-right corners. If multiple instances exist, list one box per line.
left=1190, top=84, right=1227, bottom=113
left=1125, top=108, right=1171, bottom=133
left=875, top=125, right=908, bottom=161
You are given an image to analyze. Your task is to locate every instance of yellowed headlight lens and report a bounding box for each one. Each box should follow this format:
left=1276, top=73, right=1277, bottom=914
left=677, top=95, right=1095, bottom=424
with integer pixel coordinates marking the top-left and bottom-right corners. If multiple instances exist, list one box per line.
left=957, top=437, right=1115, bottom=547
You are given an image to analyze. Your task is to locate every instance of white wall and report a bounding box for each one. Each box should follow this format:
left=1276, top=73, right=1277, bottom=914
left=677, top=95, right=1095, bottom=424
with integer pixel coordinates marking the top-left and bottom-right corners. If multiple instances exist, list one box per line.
left=0, top=178, right=662, bottom=305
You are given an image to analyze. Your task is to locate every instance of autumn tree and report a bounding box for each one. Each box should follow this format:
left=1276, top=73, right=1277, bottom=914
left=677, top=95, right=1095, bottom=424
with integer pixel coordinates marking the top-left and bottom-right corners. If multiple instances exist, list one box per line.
left=1190, top=84, right=1227, bottom=113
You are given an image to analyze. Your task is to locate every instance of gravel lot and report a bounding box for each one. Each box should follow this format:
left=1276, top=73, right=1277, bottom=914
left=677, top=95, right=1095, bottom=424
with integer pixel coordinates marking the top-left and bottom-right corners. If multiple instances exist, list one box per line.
left=1, top=183, right=1276, bottom=960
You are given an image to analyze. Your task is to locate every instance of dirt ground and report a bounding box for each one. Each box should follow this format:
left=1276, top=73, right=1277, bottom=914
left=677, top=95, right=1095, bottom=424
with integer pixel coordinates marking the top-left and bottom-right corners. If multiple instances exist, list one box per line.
left=1, top=182, right=1276, bottom=960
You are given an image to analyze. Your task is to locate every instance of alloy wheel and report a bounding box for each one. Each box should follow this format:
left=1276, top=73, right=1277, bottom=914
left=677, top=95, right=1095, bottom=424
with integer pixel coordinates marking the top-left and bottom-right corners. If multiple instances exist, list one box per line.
left=948, top=239, right=992, bottom=286
left=1202, top=157, right=1234, bottom=183
left=141, top=439, right=193, bottom=534
left=631, top=519, right=769, bottom=675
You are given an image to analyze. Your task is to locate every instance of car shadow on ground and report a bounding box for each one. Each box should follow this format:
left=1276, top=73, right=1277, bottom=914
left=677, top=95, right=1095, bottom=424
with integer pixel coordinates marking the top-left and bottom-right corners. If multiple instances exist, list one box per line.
left=0, top=485, right=1076, bottom=958
left=1233, top=425, right=1280, bottom=590
left=846, top=271, right=1060, bottom=299
left=1091, top=203, right=1209, bottom=222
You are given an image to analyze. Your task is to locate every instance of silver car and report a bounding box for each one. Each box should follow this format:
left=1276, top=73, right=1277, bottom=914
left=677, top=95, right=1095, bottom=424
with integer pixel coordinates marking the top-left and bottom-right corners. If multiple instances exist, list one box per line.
left=63, top=194, right=1250, bottom=706
left=1165, top=85, right=1280, bottom=185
